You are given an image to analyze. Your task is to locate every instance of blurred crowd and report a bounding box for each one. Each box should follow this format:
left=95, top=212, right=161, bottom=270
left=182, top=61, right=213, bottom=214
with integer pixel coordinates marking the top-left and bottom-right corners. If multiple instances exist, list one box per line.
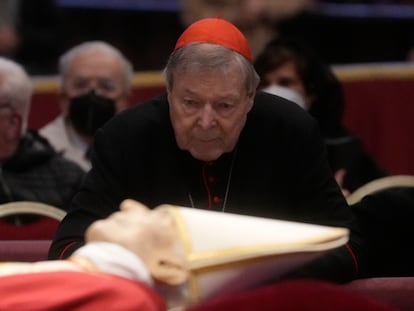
left=1, top=0, right=414, bottom=75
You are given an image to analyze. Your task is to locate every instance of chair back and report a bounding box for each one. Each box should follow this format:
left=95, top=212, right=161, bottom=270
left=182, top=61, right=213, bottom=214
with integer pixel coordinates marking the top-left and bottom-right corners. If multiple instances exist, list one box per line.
left=0, top=201, right=66, bottom=220
left=0, top=201, right=66, bottom=240
left=346, top=175, right=414, bottom=205
left=0, top=240, right=52, bottom=262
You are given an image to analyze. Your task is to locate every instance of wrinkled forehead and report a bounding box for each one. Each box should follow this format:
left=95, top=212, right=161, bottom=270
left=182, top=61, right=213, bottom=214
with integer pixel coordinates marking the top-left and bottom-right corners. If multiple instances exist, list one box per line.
left=176, top=43, right=242, bottom=70
left=165, top=42, right=255, bottom=96
left=174, top=74, right=246, bottom=103
left=65, top=52, right=124, bottom=80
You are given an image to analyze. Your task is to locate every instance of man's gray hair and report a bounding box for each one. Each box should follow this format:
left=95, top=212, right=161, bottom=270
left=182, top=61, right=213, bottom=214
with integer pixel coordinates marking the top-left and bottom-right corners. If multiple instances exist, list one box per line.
left=59, top=41, right=134, bottom=91
left=0, top=57, right=33, bottom=133
left=163, top=43, right=260, bottom=96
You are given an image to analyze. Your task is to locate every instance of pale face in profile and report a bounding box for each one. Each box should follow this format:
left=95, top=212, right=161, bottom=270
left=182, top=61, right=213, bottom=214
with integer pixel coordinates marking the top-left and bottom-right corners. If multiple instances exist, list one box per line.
left=60, top=51, right=129, bottom=115
left=167, top=66, right=254, bottom=162
left=86, top=200, right=176, bottom=260
left=86, top=200, right=187, bottom=286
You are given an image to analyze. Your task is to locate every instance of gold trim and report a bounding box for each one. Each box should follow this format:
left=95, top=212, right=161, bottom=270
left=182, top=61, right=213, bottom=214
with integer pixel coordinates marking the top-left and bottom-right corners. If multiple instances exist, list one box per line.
left=30, top=63, right=414, bottom=94
left=131, top=70, right=165, bottom=87
left=168, top=207, right=201, bottom=305
left=169, top=207, right=193, bottom=254
left=333, top=63, right=414, bottom=82
left=191, top=250, right=313, bottom=275
left=32, top=71, right=165, bottom=94
left=168, top=206, right=348, bottom=304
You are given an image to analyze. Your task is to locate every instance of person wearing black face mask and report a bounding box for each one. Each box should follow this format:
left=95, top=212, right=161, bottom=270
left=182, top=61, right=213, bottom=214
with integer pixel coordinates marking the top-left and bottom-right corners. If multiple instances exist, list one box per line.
left=67, top=90, right=116, bottom=138
left=40, top=41, right=133, bottom=172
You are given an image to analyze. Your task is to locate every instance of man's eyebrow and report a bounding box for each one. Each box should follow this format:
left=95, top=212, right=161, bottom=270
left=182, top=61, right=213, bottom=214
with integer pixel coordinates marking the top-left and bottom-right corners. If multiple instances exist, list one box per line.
left=0, top=103, right=12, bottom=109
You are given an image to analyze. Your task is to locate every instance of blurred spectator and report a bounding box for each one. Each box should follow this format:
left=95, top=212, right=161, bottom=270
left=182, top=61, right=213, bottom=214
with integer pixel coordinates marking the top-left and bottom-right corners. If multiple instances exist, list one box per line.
left=0, top=0, right=62, bottom=74
left=179, top=0, right=315, bottom=57
left=39, top=41, right=133, bottom=172
left=351, top=186, right=414, bottom=278
left=0, top=57, right=84, bottom=224
left=260, top=84, right=307, bottom=110
left=0, top=1, right=19, bottom=57
left=254, top=37, right=386, bottom=193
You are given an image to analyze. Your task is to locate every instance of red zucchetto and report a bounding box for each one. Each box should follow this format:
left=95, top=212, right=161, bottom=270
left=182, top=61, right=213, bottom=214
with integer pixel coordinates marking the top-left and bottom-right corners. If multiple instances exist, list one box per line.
left=174, top=18, right=252, bottom=62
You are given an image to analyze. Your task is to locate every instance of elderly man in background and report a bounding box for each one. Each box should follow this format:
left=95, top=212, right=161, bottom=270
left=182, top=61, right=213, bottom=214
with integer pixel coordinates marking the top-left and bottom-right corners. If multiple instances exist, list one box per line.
left=40, top=41, right=133, bottom=171
left=0, top=57, right=84, bottom=219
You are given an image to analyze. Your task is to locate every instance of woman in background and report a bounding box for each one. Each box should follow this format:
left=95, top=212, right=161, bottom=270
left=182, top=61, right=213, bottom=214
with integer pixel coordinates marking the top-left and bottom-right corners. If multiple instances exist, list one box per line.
left=254, top=37, right=386, bottom=194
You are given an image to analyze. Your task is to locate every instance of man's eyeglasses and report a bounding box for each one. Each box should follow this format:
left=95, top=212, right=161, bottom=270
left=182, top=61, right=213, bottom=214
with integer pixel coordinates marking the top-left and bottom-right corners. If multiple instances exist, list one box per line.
left=0, top=103, right=14, bottom=117
left=0, top=103, right=12, bottom=110
left=66, top=78, right=122, bottom=98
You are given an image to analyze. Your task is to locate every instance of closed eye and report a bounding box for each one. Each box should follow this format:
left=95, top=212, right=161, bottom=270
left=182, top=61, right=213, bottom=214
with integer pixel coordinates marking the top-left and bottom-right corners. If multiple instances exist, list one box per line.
left=182, top=99, right=202, bottom=112
left=215, top=102, right=235, bottom=116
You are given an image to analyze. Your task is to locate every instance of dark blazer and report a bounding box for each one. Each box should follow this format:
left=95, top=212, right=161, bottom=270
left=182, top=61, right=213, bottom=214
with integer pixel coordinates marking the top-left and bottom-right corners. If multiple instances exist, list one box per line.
left=49, top=92, right=363, bottom=282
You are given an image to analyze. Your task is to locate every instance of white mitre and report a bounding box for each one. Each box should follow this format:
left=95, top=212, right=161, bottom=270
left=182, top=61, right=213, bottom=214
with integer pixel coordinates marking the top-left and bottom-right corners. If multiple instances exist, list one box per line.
left=155, top=205, right=349, bottom=308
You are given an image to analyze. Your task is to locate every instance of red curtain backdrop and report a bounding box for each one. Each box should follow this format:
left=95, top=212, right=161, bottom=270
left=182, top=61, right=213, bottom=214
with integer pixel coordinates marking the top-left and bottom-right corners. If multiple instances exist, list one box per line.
left=342, top=78, right=414, bottom=175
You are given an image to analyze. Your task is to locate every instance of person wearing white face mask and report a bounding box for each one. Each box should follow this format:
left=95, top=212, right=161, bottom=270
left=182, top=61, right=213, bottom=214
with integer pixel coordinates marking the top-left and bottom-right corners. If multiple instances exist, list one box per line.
left=261, top=84, right=307, bottom=110
left=254, top=36, right=386, bottom=194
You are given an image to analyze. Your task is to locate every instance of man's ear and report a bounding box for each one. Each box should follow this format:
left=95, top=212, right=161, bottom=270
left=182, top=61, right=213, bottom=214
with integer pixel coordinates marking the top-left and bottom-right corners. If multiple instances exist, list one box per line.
left=59, top=89, right=71, bottom=114
left=148, top=255, right=188, bottom=286
left=7, top=113, right=22, bottom=140
left=246, top=91, right=256, bottom=113
left=166, top=89, right=172, bottom=105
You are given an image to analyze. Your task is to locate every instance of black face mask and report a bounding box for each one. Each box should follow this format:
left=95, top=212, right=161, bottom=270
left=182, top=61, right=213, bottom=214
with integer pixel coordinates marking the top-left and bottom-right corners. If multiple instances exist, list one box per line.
left=67, top=90, right=116, bottom=137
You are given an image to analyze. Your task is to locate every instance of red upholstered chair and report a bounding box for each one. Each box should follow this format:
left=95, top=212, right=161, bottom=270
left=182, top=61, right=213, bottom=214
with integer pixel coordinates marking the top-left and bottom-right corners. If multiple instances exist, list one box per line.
left=0, top=202, right=65, bottom=262
left=0, top=201, right=66, bottom=240
left=0, top=216, right=62, bottom=240
left=187, top=279, right=396, bottom=311
left=0, top=201, right=65, bottom=259
left=345, top=277, right=414, bottom=311
left=344, top=176, right=414, bottom=311
left=0, top=240, right=52, bottom=262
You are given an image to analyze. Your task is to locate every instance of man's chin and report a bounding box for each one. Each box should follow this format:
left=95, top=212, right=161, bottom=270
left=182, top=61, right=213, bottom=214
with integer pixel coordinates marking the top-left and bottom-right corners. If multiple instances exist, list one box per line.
left=189, top=148, right=223, bottom=162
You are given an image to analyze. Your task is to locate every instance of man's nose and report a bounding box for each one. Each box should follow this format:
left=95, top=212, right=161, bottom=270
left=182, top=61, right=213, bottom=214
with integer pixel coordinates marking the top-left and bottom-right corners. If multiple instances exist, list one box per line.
left=197, top=104, right=217, bottom=129
left=87, top=81, right=100, bottom=94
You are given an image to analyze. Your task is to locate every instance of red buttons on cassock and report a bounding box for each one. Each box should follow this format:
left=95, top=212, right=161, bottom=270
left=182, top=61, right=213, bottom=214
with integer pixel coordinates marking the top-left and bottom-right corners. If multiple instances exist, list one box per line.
left=213, top=196, right=222, bottom=204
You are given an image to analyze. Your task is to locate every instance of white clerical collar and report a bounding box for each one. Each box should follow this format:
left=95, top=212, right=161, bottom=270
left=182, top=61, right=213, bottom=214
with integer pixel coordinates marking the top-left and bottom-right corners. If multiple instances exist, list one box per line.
left=72, top=242, right=153, bottom=286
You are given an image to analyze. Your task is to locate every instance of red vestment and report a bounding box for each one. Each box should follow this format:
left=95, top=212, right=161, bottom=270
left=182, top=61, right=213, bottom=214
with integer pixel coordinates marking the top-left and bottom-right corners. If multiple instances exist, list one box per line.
left=0, top=271, right=165, bottom=311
